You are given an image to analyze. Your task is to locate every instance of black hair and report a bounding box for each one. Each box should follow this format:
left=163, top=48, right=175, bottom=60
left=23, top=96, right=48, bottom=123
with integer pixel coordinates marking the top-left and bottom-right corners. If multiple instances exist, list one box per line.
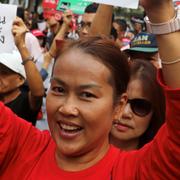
left=84, top=3, right=99, bottom=13
left=114, top=19, right=127, bottom=32
left=17, top=6, right=25, bottom=20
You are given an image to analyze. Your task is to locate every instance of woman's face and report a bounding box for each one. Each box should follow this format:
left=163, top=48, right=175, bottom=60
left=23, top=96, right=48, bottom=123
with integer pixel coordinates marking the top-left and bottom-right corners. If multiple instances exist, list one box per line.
left=46, top=48, right=118, bottom=159
left=111, top=78, right=153, bottom=143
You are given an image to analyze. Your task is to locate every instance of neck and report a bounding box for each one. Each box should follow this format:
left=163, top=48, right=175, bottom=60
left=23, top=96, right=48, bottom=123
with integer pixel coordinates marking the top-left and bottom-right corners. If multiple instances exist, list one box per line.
left=110, top=135, right=139, bottom=151
left=0, top=89, right=21, bottom=104
left=55, top=138, right=110, bottom=171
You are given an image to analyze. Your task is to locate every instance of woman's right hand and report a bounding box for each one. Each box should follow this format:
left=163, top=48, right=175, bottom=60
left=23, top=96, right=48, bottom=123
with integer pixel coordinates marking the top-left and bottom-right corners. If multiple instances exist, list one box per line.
left=139, top=0, right=174, bottom=22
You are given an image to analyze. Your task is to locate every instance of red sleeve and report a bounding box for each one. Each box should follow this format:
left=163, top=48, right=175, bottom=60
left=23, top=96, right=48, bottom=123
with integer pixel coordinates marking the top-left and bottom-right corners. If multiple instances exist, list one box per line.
left=0, top=102, right=30, bottom=170
left=136, top=70, right=180, bottom=179
left=0, top=102, right=50, bottom=174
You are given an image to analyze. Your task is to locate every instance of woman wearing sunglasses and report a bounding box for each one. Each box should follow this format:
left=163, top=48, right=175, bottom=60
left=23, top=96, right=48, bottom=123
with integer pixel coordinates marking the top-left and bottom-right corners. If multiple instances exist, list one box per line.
left=110, top=60, right=166, bottom=150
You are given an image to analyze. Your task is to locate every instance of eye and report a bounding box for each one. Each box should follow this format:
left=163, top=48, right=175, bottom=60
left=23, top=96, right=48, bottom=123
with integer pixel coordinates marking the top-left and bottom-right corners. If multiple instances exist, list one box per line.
left=80, top=92, right=96, bottom=99
left=50, top=86, right=65, bottom=95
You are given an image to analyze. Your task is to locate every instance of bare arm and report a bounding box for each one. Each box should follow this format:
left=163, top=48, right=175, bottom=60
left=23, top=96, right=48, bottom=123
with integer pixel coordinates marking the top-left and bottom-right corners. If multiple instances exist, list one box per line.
left=12, top=17, right=44, bottom=110
left=90, top=4, right=113, bottom=36
left=140, top=0, right=180, bottom=88
left=43, top=11, right=73, bottom=70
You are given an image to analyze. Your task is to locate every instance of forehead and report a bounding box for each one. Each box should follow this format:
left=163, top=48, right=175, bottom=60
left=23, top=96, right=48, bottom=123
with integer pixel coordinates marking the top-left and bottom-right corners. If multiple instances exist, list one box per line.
left=127, top=79, right=147, bottom=99
left=53, top=49, right=112, bottom=84
left=82, top=13, right=96, bottom=23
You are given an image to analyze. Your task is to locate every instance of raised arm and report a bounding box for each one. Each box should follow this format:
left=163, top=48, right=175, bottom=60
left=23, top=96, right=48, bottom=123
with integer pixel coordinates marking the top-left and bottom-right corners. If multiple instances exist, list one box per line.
left=42, top=11, right=73, bottom=70
left=140, top=0, right=180, bottom=88
left=89, top=4, right=113, bottom=36
left=12, top=17, right=44, bottom=110
left=132, top=0, right=180, bottom=179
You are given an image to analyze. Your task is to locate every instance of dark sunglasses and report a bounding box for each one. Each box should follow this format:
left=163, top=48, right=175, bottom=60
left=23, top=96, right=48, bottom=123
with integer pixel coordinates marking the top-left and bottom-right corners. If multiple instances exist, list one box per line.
left=127, top=98, right=152, bottom=117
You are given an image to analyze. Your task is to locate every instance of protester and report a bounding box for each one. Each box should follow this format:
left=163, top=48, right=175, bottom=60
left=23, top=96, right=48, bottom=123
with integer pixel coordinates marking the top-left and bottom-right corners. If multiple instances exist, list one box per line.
left=0, top=0, right=179, bottom=179
left=31, top=29, right=46, bottom=51
left=113, top=18, right=134, bottom=49
left=0, top=18, right=44, bottom=126
left=131, top=16, right=145, bottom=35
left=17, top=6, right=44, bottom=71
left=110, top=60, right=165, bottom=150
left=79, top=3, right=99, bottom=37
left=45, top=15, right=63, bottom=49
left=124, top=32, right=161, bottom=68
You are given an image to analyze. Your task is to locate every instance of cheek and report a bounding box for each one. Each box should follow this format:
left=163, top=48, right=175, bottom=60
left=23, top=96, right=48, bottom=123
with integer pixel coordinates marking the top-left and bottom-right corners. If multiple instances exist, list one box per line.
left=135, top=115, right=152, bottom=134
left=84, top=104, right=114, bottom=133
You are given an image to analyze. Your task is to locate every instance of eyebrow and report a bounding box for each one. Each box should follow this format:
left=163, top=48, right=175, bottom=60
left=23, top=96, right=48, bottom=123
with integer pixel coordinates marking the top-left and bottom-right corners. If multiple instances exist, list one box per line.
left=51, top=77, right=102, bottom=89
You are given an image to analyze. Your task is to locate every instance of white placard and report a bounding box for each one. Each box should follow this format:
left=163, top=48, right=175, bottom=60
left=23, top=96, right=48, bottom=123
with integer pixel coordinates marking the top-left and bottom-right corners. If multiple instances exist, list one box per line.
left=0, top=4, right=17, bottom=53
left=85, top=0, right=139, bottom=9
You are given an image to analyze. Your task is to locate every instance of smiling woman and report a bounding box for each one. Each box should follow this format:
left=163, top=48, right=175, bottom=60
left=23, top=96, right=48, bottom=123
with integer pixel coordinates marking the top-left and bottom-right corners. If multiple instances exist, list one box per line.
left=0, top=7, right=180, bottom=177
left=46, top=36, right=129, bottom=168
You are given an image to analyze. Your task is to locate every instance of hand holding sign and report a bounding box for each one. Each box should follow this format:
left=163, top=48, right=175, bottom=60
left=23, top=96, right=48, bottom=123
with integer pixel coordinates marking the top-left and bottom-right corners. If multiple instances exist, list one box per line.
left=12, top=17, right=29, bottom=49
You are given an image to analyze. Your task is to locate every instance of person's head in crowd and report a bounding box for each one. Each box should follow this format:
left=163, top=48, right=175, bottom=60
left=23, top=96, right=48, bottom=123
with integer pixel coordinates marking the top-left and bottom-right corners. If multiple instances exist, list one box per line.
left=24, top=8, right=30, bottom=22
left=0, top=51, right=26, bottom=103
left=46, top=36, right=130, bottom=161
left=125, top=32, right=161, bottom=68
left=110, top=59, right=165, bottom=150
left=79, top=3, right=99, bottom=37
left=17, top=6, right=32, bottom=29
left=31, top=29, right=45, bottom=47
left=46, top=15, right=63, bottom=35
left=113, top=18, right=133, bottom=49
left=131, top=16, right=145, bottom=35
left=113, top=19, right=127, bottom=38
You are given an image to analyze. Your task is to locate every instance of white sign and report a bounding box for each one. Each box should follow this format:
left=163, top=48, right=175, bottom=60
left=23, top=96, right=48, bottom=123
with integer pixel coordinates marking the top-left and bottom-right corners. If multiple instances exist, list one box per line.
left=85, top=0, right=139, bottom=9
left=0, top=4, right=17, bottom=53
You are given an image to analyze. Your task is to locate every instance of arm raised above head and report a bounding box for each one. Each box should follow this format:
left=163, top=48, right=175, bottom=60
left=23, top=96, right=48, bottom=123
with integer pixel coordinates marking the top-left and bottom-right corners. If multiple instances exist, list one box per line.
left=140, top=0, right=180, bottom=88
left=12, top=17, right=44, bottom=110
left=89, top=4, right=113, bottom=36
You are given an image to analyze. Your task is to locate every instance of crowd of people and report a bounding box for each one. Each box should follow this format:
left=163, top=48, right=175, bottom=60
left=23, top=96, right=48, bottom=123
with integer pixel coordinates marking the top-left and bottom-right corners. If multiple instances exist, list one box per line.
left=0, top=0, right=179, bottom=179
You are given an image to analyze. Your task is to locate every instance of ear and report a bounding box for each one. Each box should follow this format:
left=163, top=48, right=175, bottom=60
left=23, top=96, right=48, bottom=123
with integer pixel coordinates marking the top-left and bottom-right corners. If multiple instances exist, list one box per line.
left=16, top=75, right=25, bottom=87
left=113, top=93, right=128, bottom=120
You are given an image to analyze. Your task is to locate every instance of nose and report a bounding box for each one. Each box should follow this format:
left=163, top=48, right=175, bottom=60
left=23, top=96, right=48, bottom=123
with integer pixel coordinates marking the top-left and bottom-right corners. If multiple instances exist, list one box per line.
left=81, top=27, right=89, bottom=36
left=58, top=96, right=79, bottom=117
left=121, top=103, right=133, bottom=119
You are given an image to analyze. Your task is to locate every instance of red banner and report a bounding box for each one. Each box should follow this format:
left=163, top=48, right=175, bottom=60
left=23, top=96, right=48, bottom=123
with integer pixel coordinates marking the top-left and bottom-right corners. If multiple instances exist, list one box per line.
left=42, top=0, right=60, bottom=19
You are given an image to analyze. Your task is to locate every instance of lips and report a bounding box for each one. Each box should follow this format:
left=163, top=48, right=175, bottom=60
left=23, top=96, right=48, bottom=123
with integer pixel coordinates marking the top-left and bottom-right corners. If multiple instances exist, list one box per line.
left=113, top=120, right=132, bottom=132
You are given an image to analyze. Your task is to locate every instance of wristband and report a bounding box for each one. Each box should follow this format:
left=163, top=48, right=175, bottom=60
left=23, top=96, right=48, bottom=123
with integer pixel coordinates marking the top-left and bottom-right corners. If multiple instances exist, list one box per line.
left=48, top=51, right=55, bottom=59
left=144, top=6, right=180, bottom=35
left=21, top=56, right=35, bottom=65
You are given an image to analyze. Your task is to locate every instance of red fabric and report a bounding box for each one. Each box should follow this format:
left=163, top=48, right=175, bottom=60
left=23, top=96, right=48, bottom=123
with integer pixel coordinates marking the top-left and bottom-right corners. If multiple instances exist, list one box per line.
left=42, top=0, right=60, bottom=19
left=0, top=71, right=179, bottom=179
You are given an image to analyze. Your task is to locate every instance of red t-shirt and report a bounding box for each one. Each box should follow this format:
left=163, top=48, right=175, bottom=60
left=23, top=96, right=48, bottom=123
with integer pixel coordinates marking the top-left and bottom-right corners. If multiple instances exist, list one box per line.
left=0, top=72, right=179, bottom=179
